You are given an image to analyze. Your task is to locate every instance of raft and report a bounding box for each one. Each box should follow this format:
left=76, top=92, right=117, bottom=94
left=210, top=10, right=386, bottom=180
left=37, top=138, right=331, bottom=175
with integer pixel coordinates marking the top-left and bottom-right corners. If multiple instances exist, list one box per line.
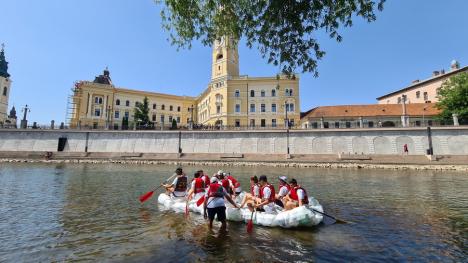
left=157, top=192, right=324, bottom=228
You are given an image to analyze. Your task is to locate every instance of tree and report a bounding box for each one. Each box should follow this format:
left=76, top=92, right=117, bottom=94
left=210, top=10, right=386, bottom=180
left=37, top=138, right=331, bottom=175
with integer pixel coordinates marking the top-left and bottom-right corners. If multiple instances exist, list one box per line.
left=121, top=117, right=129, bottom=130
left=436, top=72, right=468, bottom=124
left=171, top=118, right=178, bottom=130
left=157, top=0, right=385, bottom=76
left=134, top=97, right=150, bottom=127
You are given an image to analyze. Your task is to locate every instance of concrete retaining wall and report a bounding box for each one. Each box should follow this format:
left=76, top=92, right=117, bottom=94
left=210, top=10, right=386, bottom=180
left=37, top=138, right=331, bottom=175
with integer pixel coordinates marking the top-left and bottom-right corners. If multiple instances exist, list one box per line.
left=1, top=127, right=467, bottom=155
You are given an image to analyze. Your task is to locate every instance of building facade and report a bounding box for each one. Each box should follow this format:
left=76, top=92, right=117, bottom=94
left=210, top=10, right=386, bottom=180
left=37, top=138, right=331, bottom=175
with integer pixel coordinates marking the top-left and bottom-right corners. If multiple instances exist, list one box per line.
left=0, top=44, right=12, bottom=126
left=377, top=60, right=467, bottom=104
left=69, top=37, right=300, bottom=129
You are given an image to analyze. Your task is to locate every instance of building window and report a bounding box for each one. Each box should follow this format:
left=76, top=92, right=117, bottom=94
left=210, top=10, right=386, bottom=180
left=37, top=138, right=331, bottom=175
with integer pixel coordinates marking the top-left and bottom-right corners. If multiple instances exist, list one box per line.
left=324, top=122, right=329, bottom=128
left=285, top=104, right=290, bottom=112
left=416, top=91, right=420, bottom=98
left=235, top=90, right=240, bottom=97
left=335, top=122, right=339, bottom=128
left=94, top=109, right=101, bottom=117
left=177, top=106, right=180, bottom=112
left=356, top=121, right=361, bottom=128
left=235, top=104, right=240, bottom=113
left=169, top=116, right=173, bottom=123
left=135, top=101, right=140, bottom=107
left=272, top=119, right=277, bottom=127
left=126, top=100, right=130, bottom=107
left=113, top=124, right=119, bottom=130
left=250, top=90, right=255, bottom=97
left=261, top=90, right=265, bottom=97
left=124, top=111, right=129, bottom=119
left=312, top=122, right=318, bottom=129
left=289, top=103, right=294, bottom=112
left=2, top=87, right=7, bottom=96
left=261, top=119, right=266, bottom=127
left=261, top=104, right=266, bottom=112
left=169, top=105, right=173, bottom=111
left=428, top=120, right=433, bottom=126
left=285, top=89, right=289, bottom=96
left=95, top=97, right=103, bottom=104
left=160, top=115, right=165, bottom=123
left=272, top=104, right=277, bottom=112
left=397, top=97, right=402, bottom=104
left=368, top=121, right=374, bottom=128
left=153, top=103, right=156, bottom=109
left=114, top=111, right=120, bottom=119
left=250, top=119, right=255, bottom=127
left=161, top=104, right=165, bottom=110
left=289, top=89, right=293, bottom=96
left=116, top=99, right=120, bottom=106
left=271, top=89, right=276, bottom=97
left=216, top=105, right=221, bottom=114
left=423, top=92, right=428, bottom=101
left=289, top=120, right=294, bottom=127
left=415, top=120, right=421, bottom=127
left=177, top=116, right=180, bottom=123
left=346, top=122, right=351, bottom=128
left=235, top=119, right=240, bottom=127
left=152, top=114, right=156, bottom=122
left=250, top=104, right=256, bottom=112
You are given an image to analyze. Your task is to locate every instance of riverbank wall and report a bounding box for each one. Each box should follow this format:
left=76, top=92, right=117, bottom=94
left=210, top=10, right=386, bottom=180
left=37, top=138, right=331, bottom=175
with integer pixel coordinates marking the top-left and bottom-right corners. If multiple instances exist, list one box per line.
left=1, top=127, right=467, bottom=155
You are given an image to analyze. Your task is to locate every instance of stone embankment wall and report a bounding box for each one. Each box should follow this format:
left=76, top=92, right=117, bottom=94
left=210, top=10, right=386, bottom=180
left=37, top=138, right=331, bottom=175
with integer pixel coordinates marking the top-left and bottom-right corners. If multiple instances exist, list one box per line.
left=0, top=127, right=467, bottom=155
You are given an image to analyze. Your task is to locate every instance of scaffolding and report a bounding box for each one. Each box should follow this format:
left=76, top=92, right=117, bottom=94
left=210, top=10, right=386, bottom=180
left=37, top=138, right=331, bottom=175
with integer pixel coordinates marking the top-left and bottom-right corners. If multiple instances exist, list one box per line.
left=65, top=82, right=82, bottom=128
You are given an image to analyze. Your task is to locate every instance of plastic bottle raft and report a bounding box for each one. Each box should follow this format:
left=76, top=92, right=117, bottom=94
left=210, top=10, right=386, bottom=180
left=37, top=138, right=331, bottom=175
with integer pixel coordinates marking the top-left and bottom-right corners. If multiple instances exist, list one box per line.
left=157, top=192, right=324, bottom=228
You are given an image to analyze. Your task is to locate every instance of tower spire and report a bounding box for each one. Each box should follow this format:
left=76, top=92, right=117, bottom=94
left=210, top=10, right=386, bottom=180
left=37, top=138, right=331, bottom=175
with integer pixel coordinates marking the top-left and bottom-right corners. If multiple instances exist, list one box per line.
left=0, top=43, right=10, bottom=78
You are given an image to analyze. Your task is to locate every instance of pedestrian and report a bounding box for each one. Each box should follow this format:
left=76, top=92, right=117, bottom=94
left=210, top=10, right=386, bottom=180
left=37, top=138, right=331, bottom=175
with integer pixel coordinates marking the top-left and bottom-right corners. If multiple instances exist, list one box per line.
left=403, top=144, right=409, bottom=155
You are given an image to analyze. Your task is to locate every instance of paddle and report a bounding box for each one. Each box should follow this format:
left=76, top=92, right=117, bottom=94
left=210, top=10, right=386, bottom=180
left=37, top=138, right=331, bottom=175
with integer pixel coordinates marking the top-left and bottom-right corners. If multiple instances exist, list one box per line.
left=312, top=208, right=349, bottom=224
left=185, top=200, right=190, bottom=218
left=139, top=172, right=178, bottom=203
left=196, top=195, right=205, bottom=207
left=246, top=208, right=255, bottom=233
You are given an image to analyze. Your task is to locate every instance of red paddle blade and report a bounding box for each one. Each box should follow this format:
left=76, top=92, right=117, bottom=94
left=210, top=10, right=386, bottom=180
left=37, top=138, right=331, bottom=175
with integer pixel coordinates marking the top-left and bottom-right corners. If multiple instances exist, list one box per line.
left=185, top=203, right=189, bottom=217
left=139, top=191, right=154, bottom=203
left=196, top=195, right=205, bottom=207
left=247, top=220, right=253, bottom=233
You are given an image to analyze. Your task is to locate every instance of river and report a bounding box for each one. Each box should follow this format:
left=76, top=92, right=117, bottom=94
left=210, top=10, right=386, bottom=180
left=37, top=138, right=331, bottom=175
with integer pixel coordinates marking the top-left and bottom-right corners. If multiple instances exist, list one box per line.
left=0, top=163, right=466, bottom=262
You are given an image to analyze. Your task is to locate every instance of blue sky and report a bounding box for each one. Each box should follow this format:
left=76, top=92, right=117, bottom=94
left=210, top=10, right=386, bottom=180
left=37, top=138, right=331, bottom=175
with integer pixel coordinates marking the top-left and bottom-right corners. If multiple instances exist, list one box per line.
left=1, top=0, right=467, bottom=124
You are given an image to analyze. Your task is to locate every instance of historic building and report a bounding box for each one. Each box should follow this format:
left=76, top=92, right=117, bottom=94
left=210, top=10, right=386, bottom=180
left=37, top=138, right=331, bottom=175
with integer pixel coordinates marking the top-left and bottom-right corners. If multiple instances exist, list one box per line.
left=377, top=60, right=467, bottom=104
left=69, top=37, right=300, bottom=129
left=0, top=44, right=12, bottom=127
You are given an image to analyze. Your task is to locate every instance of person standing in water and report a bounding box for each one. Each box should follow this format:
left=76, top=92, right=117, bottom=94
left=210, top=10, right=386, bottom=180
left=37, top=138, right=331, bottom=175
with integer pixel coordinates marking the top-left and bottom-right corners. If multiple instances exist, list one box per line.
left=204, top=177, right=238, bottom=231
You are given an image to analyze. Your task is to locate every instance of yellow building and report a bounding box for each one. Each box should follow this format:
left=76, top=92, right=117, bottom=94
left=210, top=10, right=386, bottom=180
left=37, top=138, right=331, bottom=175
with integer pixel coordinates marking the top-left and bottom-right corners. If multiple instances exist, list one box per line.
left=69, top=37, right=300, bottom=129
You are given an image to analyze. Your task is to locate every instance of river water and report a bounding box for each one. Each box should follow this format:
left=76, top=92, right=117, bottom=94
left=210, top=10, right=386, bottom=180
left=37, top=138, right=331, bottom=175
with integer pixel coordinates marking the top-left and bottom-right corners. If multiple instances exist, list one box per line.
left=0, top=163, right=466, bottom=262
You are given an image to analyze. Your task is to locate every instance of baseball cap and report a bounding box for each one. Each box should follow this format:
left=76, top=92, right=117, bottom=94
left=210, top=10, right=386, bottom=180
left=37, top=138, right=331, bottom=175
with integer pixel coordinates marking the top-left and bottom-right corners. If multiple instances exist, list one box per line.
left=279, top=176, right=288, bottom=182
left=217, top=170, right=224, bottom=175
left=210, top=177, right=218, bottom=183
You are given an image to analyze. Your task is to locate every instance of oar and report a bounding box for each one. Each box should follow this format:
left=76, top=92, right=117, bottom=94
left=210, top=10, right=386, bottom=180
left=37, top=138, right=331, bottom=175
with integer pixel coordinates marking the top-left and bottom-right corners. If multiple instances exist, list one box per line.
left=196, top=195, right=205, bottom=207
left=312, top=208, right=349, bottom=224
left=246, top=208, right=255, bottom=233
left=139, top=172, right=178, bottom=203
left=185, top=199, right=190, bottom=218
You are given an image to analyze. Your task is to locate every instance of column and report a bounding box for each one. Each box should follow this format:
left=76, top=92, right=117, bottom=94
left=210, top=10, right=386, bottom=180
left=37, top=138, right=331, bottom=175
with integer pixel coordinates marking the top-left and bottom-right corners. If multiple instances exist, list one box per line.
left=452, top=113, right=459, bottom=126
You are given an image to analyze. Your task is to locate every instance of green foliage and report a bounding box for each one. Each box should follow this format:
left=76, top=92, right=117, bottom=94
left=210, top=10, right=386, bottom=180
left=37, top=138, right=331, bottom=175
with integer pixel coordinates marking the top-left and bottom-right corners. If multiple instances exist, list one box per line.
left=121, top=117, right=129, bottom=130
left=156, top=0, right=385, bottom=76
left=171, top=118, right=178, bottom=129
left=436, top=72, right=468, bottom=124
left=134, top=97, right=150, bottom=126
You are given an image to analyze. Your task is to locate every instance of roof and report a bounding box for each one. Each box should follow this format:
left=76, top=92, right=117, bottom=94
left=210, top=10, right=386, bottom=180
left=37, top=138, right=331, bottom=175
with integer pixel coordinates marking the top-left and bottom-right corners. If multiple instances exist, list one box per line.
left=302, top=103, right=440, bottom=119
left=376, top=65, right=468, bottom=100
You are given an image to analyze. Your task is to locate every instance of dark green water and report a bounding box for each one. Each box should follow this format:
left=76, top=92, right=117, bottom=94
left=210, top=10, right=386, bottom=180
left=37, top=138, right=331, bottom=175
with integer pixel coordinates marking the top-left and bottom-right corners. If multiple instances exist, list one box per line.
left=0, top=163, right=466, bottom=262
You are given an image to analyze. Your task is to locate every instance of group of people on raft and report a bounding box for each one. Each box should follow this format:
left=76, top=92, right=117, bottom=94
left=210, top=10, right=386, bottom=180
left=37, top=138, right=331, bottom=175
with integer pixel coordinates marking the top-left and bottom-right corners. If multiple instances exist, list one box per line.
left=161, top=167, right=310, bottom=230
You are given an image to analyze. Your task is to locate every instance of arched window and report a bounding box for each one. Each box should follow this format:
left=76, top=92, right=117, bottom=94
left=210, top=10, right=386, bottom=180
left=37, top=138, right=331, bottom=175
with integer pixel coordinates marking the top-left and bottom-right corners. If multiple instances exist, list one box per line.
left=261, top=90, right=265, bottom=97
left=250, top=90, right=255, bottom=97
left=115, top=99, right=120, bottom=106
left=161, top=104, right=165, bottom=110
left=289, top=89, right=293, bottom=96
left=169, top=105, right=173, bottom=111
left=216, top=54, right=223, bottom=60
left=2, top=87, right=7, bottom=96
left=235, top=90, right=240, bottom=97
left=126, top=100, right=130, bottom=107
left=285, top=89, right=289, bottom=96
left=153, top=103, right=156, bottom=109
left=177, top=106, right=181, bottom=112
left=271, top=89, right=276, bottom=97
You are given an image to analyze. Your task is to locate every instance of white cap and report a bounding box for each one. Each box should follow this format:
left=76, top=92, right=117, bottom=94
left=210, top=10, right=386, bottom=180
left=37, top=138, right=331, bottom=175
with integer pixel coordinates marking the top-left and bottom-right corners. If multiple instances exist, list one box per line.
left=217, top=170, right=224, bottom=175
left=210, top=177, right=218, bottom=183
left=279, top=176, right=288, bottom=182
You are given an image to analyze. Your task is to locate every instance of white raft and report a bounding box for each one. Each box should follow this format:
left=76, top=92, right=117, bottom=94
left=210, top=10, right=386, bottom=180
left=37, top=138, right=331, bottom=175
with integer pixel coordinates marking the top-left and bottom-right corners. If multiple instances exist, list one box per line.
left=157, top=192, right=324, bottom=228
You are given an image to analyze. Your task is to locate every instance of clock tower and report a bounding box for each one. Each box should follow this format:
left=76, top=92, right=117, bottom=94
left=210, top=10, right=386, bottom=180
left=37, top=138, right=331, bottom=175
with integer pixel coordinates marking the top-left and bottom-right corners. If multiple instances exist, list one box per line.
left=0, top=44, right=11, bottom=126
left=211, top=36, right=239, bottom=80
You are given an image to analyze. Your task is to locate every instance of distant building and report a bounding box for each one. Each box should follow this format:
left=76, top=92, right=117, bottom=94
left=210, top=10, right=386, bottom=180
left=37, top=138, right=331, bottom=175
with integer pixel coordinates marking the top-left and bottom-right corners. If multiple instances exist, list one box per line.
left=377, top=60, right=467, bottom=104
left=0, top=44, right=12, bottom=127
left=301, top=103, right=440, bottom=129
left=69, top=37, right=300, bottom=129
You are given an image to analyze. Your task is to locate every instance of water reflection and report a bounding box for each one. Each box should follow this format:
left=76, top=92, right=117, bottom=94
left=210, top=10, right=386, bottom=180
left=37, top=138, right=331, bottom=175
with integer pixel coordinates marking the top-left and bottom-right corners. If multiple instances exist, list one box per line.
left=0, top=163, right=466, bottom=262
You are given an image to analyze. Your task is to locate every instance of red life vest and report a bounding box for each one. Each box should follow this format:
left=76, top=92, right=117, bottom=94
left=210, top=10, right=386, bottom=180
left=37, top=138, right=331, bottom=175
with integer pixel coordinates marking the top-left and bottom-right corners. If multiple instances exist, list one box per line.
left=193, top=178, right=205, bottom=194
left=289, top=186, right=309, bottom=204
left=278, top=183, right=291, bottom=194
left=173, top=176, right=188, bottom=192
left=259, top=184, right=276, bottom=203
left=227, top=175, right=241, bottom=188
left=250, top=184, right=259, bottom=197
left=201, top=175, right=210, bottom=187
left=207, top=183, right=224, bottom=198
left=221, top=178, right=231, bottom=193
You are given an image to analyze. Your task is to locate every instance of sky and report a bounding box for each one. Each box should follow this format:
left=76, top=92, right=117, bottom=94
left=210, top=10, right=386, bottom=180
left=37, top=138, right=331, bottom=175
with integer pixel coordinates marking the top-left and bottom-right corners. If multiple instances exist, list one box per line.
left=0, top=0, right=467, bottom=124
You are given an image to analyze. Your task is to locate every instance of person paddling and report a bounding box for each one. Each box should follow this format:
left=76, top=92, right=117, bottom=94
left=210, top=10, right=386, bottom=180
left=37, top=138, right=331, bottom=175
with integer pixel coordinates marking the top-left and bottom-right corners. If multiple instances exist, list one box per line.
left=186, top=171, right=206, bottom=201
left=162, top=167, right=188, bottom=198
left=204, top=177, right=239, bottom=231
left=239, top=176, right=259, bottom=208
left=275, top=176, right=290, bottom=208
left=284, top=178, right=309, bottom=210
left=248, top=175, right=276, bottom=213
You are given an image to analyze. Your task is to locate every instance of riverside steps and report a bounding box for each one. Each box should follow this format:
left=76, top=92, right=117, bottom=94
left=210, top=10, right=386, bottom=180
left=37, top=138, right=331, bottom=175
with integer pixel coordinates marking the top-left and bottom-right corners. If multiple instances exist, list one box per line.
left=0, top=127, right=467, bottom=170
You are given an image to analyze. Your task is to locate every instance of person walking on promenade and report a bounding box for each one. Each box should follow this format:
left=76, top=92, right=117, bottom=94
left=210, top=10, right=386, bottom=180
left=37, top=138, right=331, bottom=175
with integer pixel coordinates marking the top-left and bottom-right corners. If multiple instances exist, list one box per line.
left=403, top=143, right=409, bottom=155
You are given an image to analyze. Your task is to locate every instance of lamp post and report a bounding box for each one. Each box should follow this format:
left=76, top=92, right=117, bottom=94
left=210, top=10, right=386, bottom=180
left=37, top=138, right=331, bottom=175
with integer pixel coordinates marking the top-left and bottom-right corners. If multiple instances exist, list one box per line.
left=283, top=100, right=291, bottom=158
left=20, top=104, right=30, bottom=129
left=422, top=106, right=426, bottom=127
left=189, top=105, right=194, bottom=130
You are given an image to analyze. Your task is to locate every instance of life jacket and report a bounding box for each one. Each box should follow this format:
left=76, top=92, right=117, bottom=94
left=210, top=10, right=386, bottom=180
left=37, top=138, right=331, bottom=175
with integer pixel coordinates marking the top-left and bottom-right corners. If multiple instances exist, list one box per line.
left=259, top=184, right=276, bottom=203
left=289, top=186, right=309, bottom=204
left=173, top=176, right=188, bottom=196
left=226, top=175, right=241, bottom=188
left=207, top=183, right=224, bottom=198
left=201, top=174, right=210, bottom=187
left=221, top=178, right=232, bottom=194
left=250, top=183, right=260, bottom=197
left=193, top=178, right=205, bottom=194
left=278, top=184, right=291, bottom=196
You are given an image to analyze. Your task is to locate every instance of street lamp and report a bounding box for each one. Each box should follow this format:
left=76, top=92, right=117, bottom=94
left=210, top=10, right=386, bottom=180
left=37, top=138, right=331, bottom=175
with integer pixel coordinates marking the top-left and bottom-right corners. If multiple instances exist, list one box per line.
left=282, top=100, right=292, bottom=158
left=189, top=105, right=194, bottom=130
left=422, top=106, right=427, bottom=127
